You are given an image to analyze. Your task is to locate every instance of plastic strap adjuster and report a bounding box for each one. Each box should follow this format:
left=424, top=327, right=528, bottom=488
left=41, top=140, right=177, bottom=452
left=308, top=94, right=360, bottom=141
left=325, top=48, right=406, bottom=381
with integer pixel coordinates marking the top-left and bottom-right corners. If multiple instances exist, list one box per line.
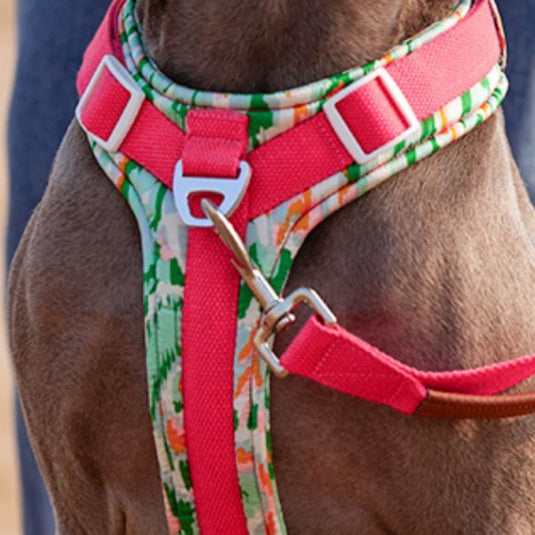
left=324, top=67, right=420, bottom=165
left=76, top=55, right=145, bottom=152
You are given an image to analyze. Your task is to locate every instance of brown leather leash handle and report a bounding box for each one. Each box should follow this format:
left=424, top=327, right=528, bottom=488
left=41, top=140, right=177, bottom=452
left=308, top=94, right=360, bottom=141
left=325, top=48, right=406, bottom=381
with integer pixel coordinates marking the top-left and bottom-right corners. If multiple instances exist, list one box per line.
left=417, top=389, right=535, bottom=420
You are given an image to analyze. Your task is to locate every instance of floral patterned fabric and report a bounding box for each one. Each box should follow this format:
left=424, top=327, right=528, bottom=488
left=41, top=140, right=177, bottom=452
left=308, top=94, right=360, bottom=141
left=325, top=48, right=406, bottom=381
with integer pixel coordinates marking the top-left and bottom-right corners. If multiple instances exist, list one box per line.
left=84, top=0, right=507, bottom=533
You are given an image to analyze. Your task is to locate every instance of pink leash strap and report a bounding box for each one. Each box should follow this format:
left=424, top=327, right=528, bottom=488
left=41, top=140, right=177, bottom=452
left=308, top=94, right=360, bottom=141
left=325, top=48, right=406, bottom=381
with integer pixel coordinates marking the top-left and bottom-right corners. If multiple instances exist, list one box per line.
left=281, top=317, right=535, bottom=417
left=76, top=0, right=126, bottom=93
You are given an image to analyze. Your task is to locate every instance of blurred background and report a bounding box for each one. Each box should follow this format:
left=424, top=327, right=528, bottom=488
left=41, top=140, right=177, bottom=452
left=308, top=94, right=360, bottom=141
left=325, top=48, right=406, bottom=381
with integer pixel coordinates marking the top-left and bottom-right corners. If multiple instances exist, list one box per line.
left=0, top=1, right=532, bottom=534
left=0, top=0, right=21, bottom=533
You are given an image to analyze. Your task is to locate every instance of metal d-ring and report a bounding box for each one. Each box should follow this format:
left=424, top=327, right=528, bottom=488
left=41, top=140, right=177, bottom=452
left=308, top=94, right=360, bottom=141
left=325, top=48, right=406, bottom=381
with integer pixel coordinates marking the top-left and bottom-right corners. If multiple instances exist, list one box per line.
left=173, top=160, right=251, bottom=228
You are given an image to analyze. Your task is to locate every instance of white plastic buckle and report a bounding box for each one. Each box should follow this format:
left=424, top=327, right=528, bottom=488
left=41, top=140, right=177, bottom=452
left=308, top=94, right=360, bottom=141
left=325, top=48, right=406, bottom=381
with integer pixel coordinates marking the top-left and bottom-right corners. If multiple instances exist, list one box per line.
left=173, top=160, right=252, bottom=228
left=76, top=55, right=145, bottom=152
left=324, top=67, right=420, bottom=165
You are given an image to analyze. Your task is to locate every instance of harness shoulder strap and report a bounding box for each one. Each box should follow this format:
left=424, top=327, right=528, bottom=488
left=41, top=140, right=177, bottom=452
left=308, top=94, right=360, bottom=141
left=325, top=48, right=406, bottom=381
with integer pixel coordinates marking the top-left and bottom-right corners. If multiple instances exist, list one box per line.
left=76, top=0, right=501, bottom=219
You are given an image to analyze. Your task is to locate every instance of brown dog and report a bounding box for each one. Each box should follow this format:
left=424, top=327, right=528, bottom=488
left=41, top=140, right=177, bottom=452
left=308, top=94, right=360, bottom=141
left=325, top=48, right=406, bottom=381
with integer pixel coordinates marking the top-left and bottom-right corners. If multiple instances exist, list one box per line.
left=9, top=0, right=535, bottom=533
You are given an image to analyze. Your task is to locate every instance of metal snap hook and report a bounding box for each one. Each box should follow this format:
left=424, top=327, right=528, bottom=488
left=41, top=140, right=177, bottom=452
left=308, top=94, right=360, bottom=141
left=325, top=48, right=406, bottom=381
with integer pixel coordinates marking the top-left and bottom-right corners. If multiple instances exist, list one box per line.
left=202, top=200, right=337, bottom=377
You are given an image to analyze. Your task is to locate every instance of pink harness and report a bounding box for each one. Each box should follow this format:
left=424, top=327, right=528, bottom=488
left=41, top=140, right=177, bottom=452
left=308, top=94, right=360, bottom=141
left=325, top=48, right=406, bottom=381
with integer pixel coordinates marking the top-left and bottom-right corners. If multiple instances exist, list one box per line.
left=75, top=1, right=535, bottom=532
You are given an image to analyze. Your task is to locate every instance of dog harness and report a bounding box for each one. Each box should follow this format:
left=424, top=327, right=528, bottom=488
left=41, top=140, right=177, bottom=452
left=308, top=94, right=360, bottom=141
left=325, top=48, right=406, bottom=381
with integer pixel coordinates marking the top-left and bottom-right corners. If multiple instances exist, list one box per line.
left=75, top=0, right=535, bottom=533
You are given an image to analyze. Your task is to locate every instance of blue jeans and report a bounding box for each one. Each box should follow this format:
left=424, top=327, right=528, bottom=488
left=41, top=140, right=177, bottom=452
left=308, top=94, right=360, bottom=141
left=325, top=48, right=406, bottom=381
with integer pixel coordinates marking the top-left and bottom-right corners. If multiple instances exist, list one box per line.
left=7, top=2, right=110, bottom=533
left=7, top=1, right=535, bottom=533
left=499, top=0, right=535, bottom=195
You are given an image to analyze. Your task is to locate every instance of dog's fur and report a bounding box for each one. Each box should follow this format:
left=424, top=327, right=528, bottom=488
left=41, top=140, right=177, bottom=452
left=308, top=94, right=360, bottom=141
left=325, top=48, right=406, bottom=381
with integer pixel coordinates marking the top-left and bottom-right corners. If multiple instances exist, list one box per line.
left=9, top=0, right=535, bottom=533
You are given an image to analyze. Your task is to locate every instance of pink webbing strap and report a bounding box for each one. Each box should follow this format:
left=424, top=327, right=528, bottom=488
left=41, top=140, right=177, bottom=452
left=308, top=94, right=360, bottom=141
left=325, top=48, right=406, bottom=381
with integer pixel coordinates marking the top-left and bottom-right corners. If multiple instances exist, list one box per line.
left=281, top=317, right=535, bottom=415
left=181, top=112, right=250, bottom=534
left=76, top=0, right=126, bottom=95
left=77, top=0, right=501, bottom=213
left=183, top=110, right=248, bottom=178
left=335, top=0, right=500, bottom=155
left=78, top=66, right=186, bottom=183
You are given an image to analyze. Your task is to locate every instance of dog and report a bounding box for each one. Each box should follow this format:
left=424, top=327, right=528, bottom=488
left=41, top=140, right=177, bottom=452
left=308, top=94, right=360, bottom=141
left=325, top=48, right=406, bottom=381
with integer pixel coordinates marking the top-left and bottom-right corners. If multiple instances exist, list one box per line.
left=9, top=0, right=535, bottom=533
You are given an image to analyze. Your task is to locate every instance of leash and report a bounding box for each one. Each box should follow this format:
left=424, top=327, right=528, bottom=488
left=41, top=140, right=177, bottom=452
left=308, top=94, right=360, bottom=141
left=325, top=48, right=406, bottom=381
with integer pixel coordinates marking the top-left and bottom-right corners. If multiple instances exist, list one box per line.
left=202, top=200, right=535, bottom=420
left=73, top=0, right=529, bottom=532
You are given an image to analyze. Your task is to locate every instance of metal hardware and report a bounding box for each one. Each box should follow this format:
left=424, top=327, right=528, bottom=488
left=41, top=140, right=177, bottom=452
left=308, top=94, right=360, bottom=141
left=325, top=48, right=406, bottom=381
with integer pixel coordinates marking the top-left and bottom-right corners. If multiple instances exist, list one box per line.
left=323, top=67, right=420, bottom=165
left=202, top=200, right=337, bottom=377
left=174, top=161, right=251, bottom=228
left=76, top=55, right=145, bottom=152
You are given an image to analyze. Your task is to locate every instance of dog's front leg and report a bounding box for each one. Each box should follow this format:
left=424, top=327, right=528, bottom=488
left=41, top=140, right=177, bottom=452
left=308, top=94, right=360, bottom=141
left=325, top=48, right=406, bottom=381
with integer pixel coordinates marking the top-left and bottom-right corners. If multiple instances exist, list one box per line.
left=9, top=121, right=168, bottom=535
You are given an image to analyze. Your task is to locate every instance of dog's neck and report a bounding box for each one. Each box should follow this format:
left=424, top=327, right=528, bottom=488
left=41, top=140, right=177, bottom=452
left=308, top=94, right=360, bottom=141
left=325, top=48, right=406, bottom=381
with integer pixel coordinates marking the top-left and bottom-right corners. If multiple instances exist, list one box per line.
left=135, top=0, right=453, bottom=92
